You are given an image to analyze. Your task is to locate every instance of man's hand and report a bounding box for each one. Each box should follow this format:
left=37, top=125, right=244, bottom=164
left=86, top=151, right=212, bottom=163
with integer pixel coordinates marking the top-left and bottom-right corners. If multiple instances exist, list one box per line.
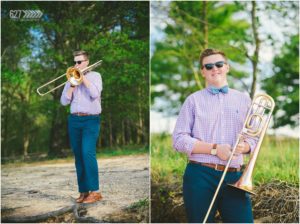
left=236, top=141, right=250, bottom=154
left=69, top=82, right=76, bottom=88
left=216, top=144, right=232, bottom=161
left=67, top=83, right=76, bottom=99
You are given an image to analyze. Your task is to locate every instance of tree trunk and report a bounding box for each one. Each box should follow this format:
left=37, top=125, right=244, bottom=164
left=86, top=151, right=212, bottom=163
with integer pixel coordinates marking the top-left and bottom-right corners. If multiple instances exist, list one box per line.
left=19, top=84, right=31, bottom=158
left=127, top=119, right=132, bottom=145
left=48, top=106, right=64, bottom=157
left=23, top=133, right=30, bottom=157
left=250, top=1, right=260, bottom=99
left=122, top=119, right=125, bottom=145
left=109, top=114, right=113, bottom=147
left=202, top=1, right=208, bottom=49
left=2, top=92, right=10, bottom=157
left=137, top=86, right=143, bottom=144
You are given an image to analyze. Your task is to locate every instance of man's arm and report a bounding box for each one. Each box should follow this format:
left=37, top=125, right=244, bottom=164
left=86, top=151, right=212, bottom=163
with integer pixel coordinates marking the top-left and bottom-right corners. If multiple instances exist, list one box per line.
left=192, top=140, right=238, bottom=161
left=82, top=73, right=102, bottom=99
left=60, top=82, right=74, bottom=106
left=172, top=96, right=197, bottom=156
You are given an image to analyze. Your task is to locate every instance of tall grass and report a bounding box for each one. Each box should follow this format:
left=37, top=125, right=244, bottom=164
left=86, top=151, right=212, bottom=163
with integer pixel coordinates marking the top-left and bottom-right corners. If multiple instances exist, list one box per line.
left=151, top=133, right=299, bottom=186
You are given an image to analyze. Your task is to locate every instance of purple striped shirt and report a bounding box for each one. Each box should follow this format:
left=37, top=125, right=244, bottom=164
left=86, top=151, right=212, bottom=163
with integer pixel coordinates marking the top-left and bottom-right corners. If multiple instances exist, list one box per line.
left=172, top=87, right=257, bottom=168
left=60, top=71, right=102, bottom=114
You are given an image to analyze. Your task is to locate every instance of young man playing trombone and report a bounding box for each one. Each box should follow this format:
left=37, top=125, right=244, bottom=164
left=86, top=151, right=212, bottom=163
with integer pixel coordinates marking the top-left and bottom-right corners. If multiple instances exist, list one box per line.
left=60, top=50, right=103, bottom=204
left=173, top=49, right=256, bottom=223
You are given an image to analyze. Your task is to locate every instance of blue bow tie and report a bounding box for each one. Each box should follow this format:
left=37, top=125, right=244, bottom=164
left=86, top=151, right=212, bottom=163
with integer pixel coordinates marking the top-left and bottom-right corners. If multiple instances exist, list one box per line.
left=210, top=85, right=229, bottom=94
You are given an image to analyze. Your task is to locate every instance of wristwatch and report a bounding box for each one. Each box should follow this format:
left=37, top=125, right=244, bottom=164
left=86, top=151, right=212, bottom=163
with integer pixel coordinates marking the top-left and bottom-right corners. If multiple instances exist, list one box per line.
left=210, top=143, right=218, bottom=156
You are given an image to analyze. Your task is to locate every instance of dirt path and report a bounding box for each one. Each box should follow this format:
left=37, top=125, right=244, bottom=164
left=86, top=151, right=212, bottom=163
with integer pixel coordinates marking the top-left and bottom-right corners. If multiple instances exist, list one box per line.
left=1, top=154, right=149, bottom=223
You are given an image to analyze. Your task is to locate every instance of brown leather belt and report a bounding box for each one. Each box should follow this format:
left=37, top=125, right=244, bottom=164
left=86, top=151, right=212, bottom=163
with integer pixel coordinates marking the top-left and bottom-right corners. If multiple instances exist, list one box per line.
left=72, top=113, right=99, bottom=116
left=189, top=160, right=240, bottom=172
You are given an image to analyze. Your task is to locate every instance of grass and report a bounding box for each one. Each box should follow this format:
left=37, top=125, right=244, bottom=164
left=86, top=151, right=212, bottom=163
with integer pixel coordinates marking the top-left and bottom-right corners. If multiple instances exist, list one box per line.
left=151, top=133, right=299, bottom=186
left=2, top=144, right=148, bottom=167
left=99, top=144, right=148, bottom=158
left=127, top=198, right=149, bottom=211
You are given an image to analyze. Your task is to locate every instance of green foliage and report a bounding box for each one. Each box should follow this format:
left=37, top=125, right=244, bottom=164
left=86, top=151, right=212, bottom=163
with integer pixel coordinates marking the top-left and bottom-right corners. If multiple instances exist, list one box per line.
left=1, top=1, right=149, bottom=158
left=2, top=145, right=148, bottom=166
left=98, top=145, right=148, bottom=158
left=151, top=1, right=299, bottom=129
left=151, top=1, right=251, bottom=115
left=254, top=136, right=299, bottom=185
left=151, top=133, right=187, bottom=184
left=127, top=198, right=149, bottom=211
left=262, top=35, right=299, bottom=128
left=151, top=134, right=299, bottom=186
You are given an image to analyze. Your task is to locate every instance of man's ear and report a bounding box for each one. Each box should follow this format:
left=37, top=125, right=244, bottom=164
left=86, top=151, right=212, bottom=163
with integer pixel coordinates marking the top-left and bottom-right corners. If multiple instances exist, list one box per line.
left=226, top=63, right=230, bottom=72
left=200, top=69, right=206, bottom=78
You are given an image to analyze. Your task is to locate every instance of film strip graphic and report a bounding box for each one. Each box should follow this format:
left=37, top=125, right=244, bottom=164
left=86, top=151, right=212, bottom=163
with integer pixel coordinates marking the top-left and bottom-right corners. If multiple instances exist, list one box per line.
left=9, top=10, right=43, bottom=20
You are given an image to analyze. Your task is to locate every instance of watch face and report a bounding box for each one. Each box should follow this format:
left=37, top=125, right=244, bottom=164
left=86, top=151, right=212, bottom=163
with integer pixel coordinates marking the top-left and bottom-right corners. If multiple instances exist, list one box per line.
left=211, top=149, right=217, bottom=155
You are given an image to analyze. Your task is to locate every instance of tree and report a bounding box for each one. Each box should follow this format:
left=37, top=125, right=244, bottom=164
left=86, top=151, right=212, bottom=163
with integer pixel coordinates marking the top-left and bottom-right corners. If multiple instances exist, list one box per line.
left=151, top=1, right=299, bottom=124
left=1, top=1, right=149, bottom=159
left=262, top=35, right=299, bottom=128
left=151, top=1, right=251, bottom=115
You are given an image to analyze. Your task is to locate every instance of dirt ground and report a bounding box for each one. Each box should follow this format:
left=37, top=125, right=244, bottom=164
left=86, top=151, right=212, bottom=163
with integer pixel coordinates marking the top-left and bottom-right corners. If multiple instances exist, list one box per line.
left=1, top=154, right=149, bottom=223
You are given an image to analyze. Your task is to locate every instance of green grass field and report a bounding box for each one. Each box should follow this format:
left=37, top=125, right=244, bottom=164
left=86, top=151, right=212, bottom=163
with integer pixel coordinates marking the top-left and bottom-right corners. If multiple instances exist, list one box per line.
left=151, top=134, right=299, bottom=186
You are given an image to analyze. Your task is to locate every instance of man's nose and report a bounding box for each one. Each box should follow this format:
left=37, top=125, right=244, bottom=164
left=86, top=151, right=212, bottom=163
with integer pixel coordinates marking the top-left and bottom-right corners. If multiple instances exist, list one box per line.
left=212, top=65, right=218, bottom=71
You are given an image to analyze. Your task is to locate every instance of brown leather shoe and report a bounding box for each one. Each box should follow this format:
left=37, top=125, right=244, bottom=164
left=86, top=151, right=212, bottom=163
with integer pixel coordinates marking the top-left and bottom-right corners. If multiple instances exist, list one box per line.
left=82, top=192, right=103, bottom=204
left=76, top=192, right=89, bottom=203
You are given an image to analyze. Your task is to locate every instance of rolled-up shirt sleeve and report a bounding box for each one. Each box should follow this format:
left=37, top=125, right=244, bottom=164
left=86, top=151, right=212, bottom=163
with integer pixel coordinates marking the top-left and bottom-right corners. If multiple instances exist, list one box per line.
left=244, top=138, right=257, bottom=153
left=172, top=96, right=198, bottom=156
left=60, top=82, right=72, bottom=106
left=86, top=73, right=102, bottom=99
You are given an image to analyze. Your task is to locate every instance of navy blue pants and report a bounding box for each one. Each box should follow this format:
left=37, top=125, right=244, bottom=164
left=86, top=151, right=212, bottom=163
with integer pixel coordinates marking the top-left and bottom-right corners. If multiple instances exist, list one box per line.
left=183, top=163, right=253, bottom=223
left=68, top=114, right=100, bottom=193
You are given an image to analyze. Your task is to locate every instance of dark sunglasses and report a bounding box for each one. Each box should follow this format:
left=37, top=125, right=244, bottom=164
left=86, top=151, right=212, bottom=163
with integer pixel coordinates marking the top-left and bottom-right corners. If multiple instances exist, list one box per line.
left=203, top=61, right=226, bottom=70
left=74, top=60, right=87, bottom=65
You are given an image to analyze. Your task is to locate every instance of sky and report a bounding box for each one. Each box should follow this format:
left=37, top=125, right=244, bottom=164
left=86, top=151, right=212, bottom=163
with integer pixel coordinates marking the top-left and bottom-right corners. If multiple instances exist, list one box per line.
left=150, top=1, right=299, bottom=138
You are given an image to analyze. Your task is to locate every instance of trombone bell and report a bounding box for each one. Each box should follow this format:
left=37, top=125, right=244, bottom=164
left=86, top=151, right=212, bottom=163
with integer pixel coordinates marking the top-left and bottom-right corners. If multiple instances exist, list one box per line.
left=228, top=178, right=255, bottom=195
left=36, top=60, right=102, bottom=96
left=66, top=67, right=83, bottom=86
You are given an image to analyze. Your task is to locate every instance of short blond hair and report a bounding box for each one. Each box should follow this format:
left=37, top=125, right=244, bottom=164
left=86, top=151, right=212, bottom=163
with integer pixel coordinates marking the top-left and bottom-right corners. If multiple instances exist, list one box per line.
left=199, top=49, right=227, bottom=68
left=73, top=50, right=89, bottom=60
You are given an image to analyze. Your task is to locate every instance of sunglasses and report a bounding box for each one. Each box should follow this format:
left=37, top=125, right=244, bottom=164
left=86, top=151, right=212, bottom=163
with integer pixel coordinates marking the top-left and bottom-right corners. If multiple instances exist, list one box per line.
left=203, top=61, right=226, bottom=70
left=74, top=60, right=87, bottom=65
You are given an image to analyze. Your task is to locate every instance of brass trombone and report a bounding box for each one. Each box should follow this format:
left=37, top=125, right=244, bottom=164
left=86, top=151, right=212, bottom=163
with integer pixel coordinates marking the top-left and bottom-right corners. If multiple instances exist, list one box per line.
left=36, top=60, right=102, bottom=96
left=203, top=93, right=275, bottom=223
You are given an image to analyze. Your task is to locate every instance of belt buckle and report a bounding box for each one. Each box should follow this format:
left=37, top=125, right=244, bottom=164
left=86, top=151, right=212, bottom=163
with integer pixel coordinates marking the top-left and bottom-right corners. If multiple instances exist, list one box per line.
left=214, top=164, right=222, bottom=171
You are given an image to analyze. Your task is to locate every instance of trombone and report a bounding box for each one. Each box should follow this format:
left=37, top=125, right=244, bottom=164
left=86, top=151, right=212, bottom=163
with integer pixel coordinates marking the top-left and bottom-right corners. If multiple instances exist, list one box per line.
left=203, top=93, right=275, bottom=223
left=36, top=60, right=102, bottom=96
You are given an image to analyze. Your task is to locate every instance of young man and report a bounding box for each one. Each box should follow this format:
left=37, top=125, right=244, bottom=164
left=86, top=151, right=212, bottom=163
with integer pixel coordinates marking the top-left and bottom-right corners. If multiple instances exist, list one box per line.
left=60, top=50, right=103, bottom=204
left=173, top=49, right=256, bottom=223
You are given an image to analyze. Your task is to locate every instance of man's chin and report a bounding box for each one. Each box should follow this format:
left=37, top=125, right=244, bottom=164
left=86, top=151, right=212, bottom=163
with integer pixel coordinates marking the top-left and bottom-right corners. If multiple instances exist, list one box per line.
left=209, top=80, right=226, bottom=87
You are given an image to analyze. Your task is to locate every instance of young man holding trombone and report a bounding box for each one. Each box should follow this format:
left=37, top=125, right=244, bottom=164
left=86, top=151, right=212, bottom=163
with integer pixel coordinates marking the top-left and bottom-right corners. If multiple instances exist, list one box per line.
left=60, top=50, right=103, bottom=204
left=173, top=49, right=258, bottom=223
